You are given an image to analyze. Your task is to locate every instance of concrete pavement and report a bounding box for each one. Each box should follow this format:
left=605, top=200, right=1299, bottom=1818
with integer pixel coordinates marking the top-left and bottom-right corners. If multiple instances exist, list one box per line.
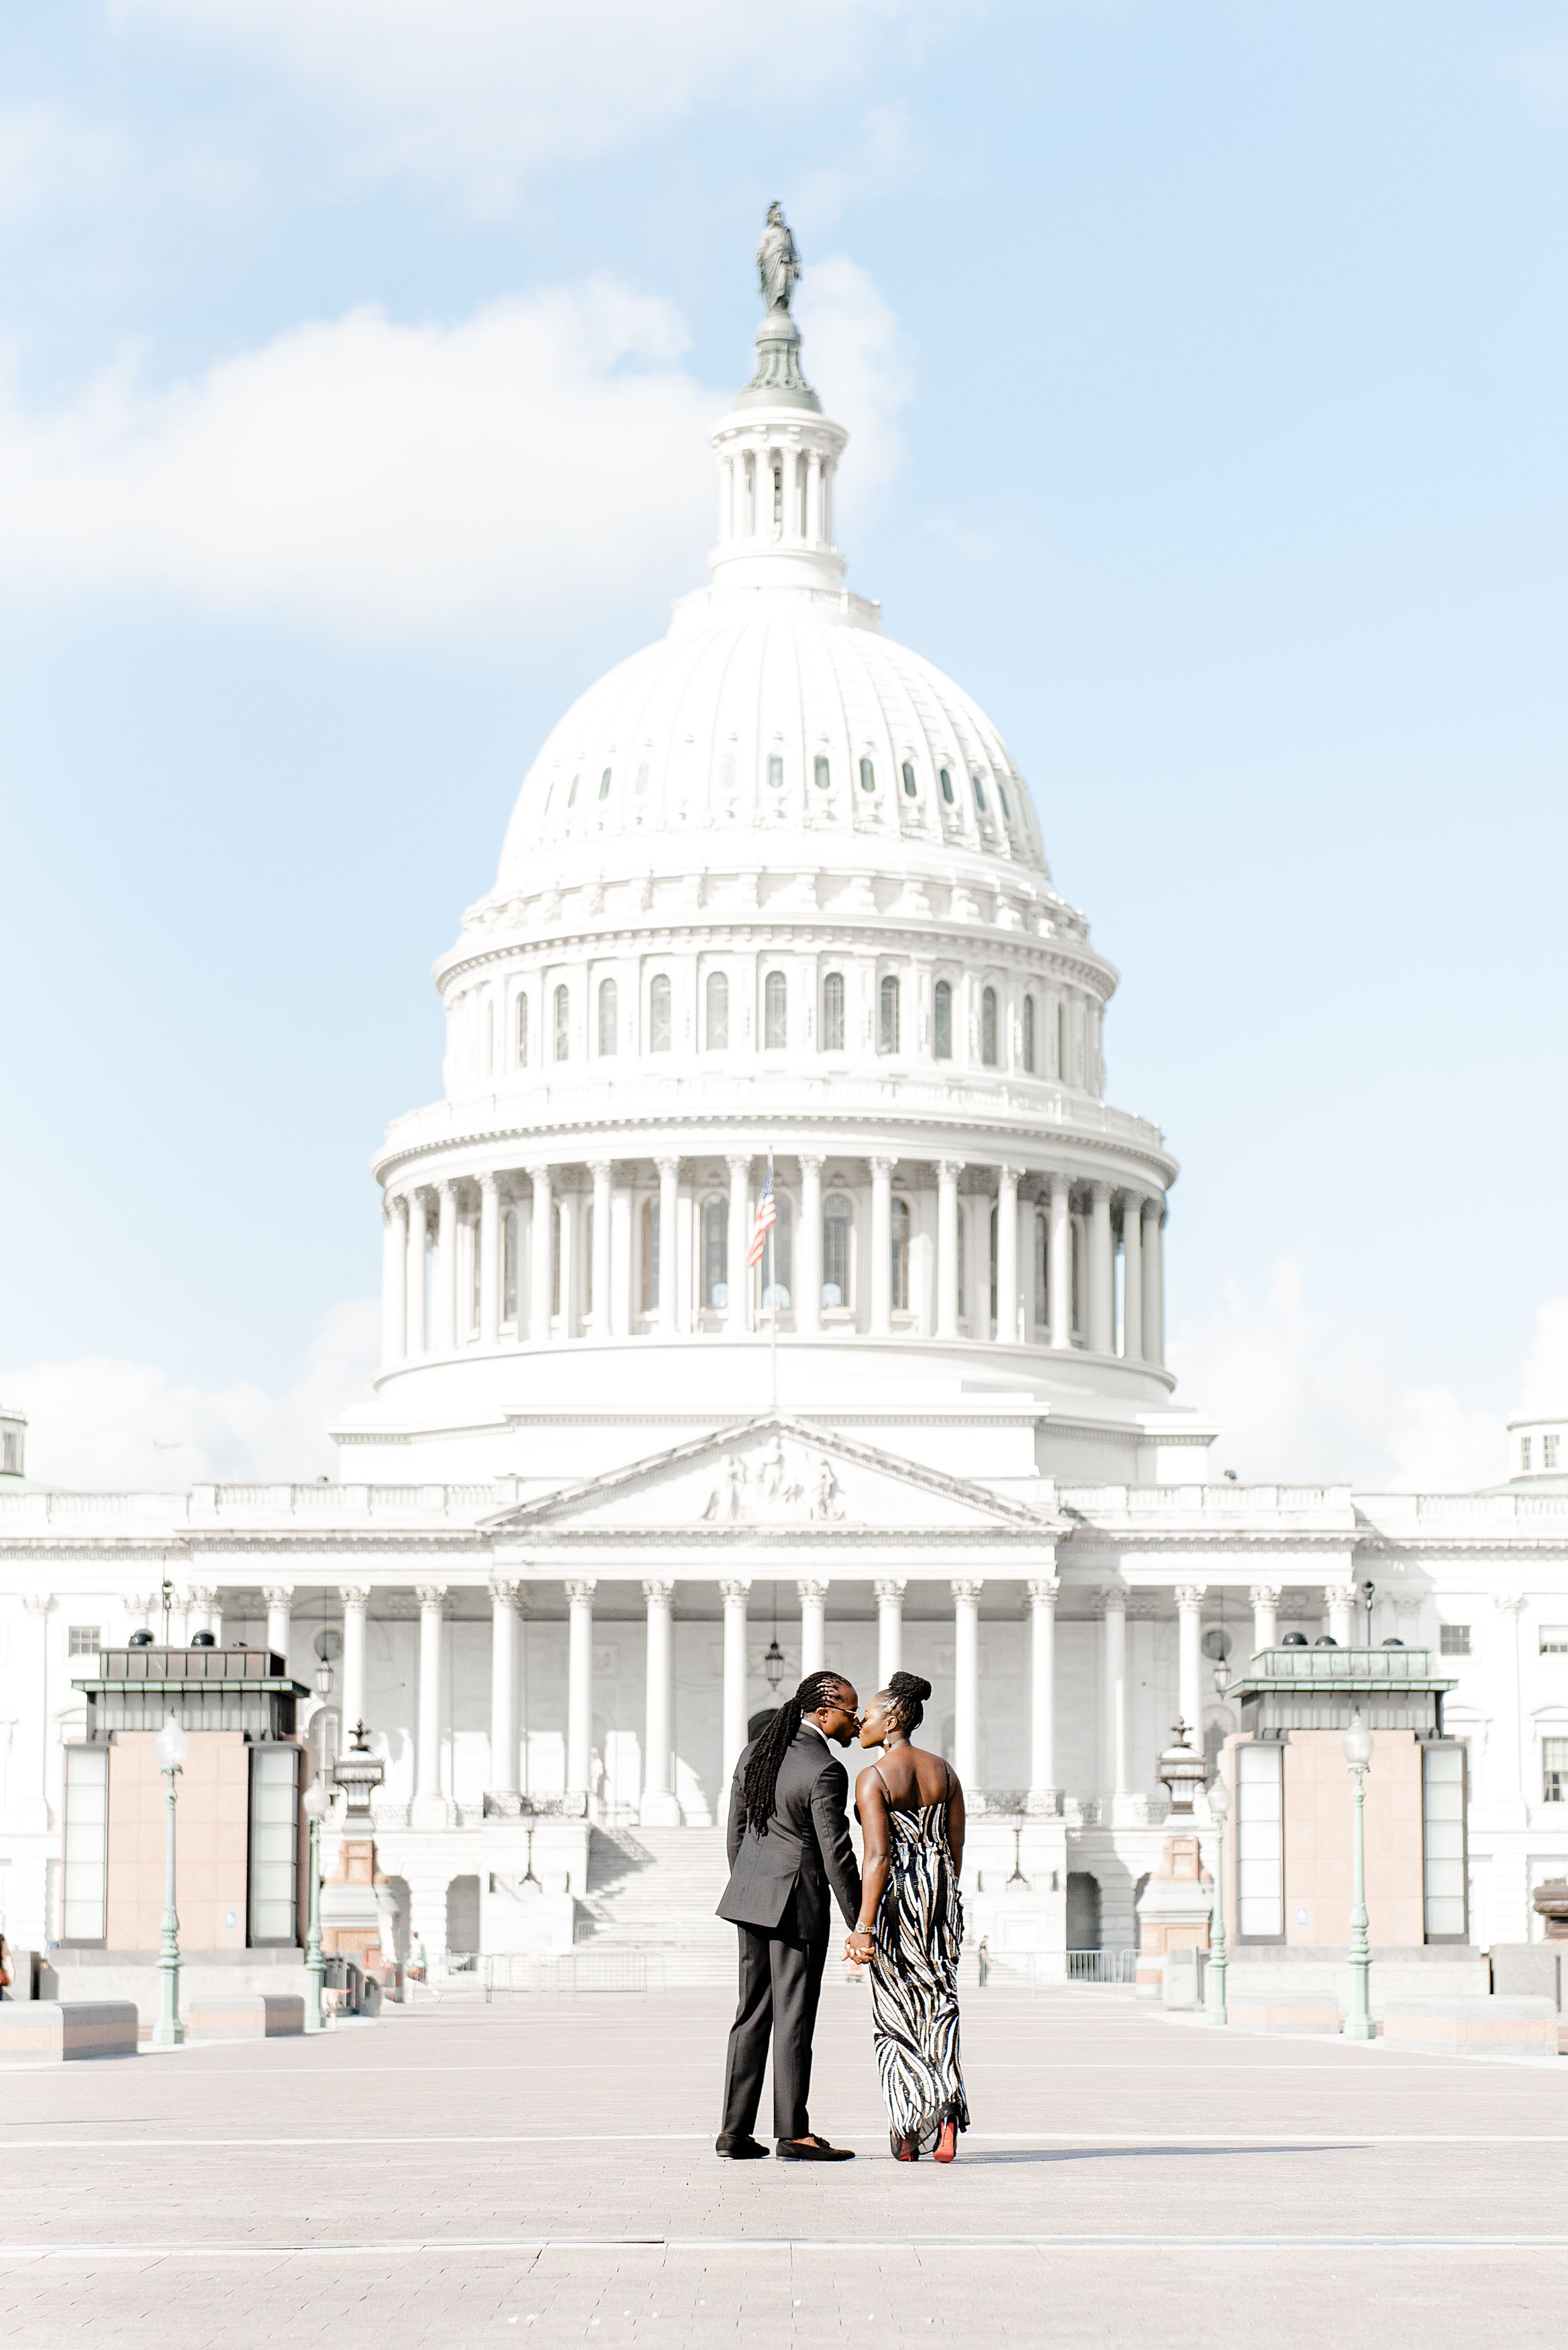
left=2, top=1979, right=1567, bottom=2344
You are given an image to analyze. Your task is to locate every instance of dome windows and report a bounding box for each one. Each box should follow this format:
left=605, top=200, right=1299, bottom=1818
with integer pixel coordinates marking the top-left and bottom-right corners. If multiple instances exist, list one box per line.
left=767, top=754, right=784, bottom=789
left=703, top=1194, right=728, bottom=1309
left=999, top=782, right=1012, bottom=821
left=705, top=971, right=729, bottom=1051
left=933, top=979, right=952, bottom=1061
left=822, top=1192, right=852, bottom=1309
left=938, top=767, right=955, bottom=804
left=516, top=992, right=529, bottom=1069
left=554, top=984, right=570, bottom=1061
left=901, top=761, right=918, bottom=797
left=568, top=775, right=580, bottom=808
left=814, top=755, right=832, bottom=790
left=764, top=970, right=788, bottom=1050
left=891, top=1196, right=912, bottom=1311
left=981, top=984, right=999, bottom=1067
left=878, top=974, right=900, bottom=1055
left=650, top=974, right=673, bottom=1053
left=636, top=760, right=650, bottom=794
left=971, top=773, right=988, bottom=814
left=598, top=978, right=618, bottom=1055
left=598, top=768, right=613, bottom=800
left=859, top=757, right=876, bottom=793
left=1022, top=992, right=1036, bottom=1075
left=821, top=972, right=845, bottom=1053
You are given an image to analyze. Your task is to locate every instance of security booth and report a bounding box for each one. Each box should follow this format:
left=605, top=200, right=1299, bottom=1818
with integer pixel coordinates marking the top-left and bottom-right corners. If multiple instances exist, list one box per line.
left=1219, top=1644, right=1465, bottom=1950
left=62, top=1641, right=313, bottom=1953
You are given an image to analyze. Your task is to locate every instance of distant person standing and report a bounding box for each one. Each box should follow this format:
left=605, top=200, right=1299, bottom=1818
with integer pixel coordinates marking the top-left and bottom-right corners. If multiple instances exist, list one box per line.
left=977, top=1936, right=991, bottom=1989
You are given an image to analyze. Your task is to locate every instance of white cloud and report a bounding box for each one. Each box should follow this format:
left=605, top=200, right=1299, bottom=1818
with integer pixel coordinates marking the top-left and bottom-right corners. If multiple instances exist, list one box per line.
left=1168, top=1255, right=1507, bottom=1492
left=0, top=261, right=908, bottom=637
left=114, top=0, right=959, bottom=209
left=3, top=1301, right=379, bottom=1491
left=0, top=283, right=718, bottom=635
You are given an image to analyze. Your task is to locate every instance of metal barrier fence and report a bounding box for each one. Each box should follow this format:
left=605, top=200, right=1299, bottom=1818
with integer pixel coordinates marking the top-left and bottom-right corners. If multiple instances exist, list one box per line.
left=483, top=1951, right=663, bottom=2000
left=1065, top=1948, right=1139, bottom=1985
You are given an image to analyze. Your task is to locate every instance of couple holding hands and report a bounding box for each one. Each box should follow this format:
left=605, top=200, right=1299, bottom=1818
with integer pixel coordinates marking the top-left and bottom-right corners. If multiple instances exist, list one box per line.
left=716, top=1666, right=969, bottom=2165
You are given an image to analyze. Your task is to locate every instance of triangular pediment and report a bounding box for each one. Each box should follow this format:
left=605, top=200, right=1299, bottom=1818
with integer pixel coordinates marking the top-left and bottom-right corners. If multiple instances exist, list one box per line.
left=481, top=1415, right=1061, bottom=1539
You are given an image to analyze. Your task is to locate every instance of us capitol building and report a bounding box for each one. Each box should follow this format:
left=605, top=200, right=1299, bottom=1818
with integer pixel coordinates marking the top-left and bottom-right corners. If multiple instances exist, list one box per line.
left=3, top=220, right=1567, bottom=1978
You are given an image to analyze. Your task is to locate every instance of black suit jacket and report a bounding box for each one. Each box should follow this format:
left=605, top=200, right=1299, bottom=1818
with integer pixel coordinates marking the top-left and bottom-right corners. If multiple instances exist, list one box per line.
left=717, top=1726, right=863, bottom=1942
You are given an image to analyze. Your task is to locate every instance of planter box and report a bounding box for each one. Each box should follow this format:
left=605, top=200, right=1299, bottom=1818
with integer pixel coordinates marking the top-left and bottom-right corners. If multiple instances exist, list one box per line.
left=187, top=1992, right=305, bottom=2040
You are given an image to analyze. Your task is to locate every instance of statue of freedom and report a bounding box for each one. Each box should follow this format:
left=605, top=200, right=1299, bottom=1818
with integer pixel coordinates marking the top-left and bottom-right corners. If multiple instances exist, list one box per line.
left=755, top=204, right=801, bottom=314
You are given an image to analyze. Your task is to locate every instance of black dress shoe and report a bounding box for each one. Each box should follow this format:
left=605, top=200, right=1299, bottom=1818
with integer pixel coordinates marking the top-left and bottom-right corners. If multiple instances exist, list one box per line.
left=775, top=2134, right=855, bottom=2161
left=715, top=2132, right=770, bottom=2159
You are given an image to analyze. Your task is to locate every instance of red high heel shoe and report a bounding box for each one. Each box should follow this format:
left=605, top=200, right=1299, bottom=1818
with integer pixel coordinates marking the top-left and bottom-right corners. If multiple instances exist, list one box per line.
left=933, top=2118, right=958, bottom=2165
left=891, top=2129, right=920, bottom=2161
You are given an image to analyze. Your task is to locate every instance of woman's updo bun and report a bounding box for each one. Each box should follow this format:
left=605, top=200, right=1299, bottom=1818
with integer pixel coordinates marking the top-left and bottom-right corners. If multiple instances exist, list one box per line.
left=886, top=1671, right=932, bottom=1731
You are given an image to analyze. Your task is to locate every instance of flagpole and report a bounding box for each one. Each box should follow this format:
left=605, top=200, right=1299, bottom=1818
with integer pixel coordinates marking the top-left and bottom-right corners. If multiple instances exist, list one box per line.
left=767, top=1149, right=778, bottom=1416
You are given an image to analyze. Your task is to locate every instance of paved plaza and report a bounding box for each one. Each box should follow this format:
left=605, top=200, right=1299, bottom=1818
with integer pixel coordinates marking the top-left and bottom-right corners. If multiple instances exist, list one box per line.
left=3, top=1981, right=1568, bottom=2346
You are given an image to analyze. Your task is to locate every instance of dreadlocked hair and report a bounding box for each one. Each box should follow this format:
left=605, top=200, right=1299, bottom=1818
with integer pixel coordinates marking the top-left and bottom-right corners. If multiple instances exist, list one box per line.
left=885, top=1671, right=932, bottom=1734
left=740, top=1671, right=849, bottom=1835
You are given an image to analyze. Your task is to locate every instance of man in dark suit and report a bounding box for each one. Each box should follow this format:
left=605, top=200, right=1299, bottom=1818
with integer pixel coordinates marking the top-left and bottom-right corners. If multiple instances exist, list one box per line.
left=715, top=1671, right=862, bottom=2161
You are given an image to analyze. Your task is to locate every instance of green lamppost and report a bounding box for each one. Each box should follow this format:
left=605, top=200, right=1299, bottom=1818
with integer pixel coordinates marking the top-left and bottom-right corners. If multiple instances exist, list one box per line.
left=1206, top=1773, right=1230, bottom=2025
left=152, top=1711, right=189, bottom=2047
left=301, top=1776, right=330, bottom=2032
left=1342, top=1711, right=1375, bottom=2040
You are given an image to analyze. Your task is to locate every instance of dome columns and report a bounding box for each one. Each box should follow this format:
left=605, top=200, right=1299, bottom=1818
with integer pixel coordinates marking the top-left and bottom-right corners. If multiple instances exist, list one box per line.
left=373, top=1153, right=1169, bottom=1376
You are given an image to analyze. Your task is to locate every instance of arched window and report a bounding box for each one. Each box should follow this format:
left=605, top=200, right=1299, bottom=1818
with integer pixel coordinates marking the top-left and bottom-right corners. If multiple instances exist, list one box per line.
left=705, top=970, right=728, bottom=1050
left=859, top=756, right=876, bottom=792
left=1022, top=993, right=1036, bottom=1074
left=999, top=782, right=1012, bottom=820
left=981, top=986, right=998, bottom=1068
left=597, top=978, right=618, bottom=1056
left=703, top=1194, right=728, bottom=1309
left=938, top=766, right=954, bottom=804
left=879, top=974, right=900, bottom=1055
left=971, top=773, right=988, bottom=814
left=1057, top=998, right=1069, bottom=1083
left=598, top=767, right=612, bottom=799
left=567, top=774, right=579, bottom=806
left=516, top=992, right=529, bottom=1069
left=822, top=1192, right=852, bottom=1309
left=814, top=755, right=831, bottom=790
left=639, top=1197, right=658, bottom=1314
left=767, top=753, right=784, bottom=789
left=761, top=1194, right=793, bottom=1307
left=1034, top=1209, right=1048, bottom=1333
left=901, top=761, right=918, bottom=796
left=821, top=972, right=845, bottom=1052
left=650, top=974, right=672, bottom=1052
left=553, top=984, right=570, bottom=1062
left=764, top=970, right=787, bottom=1050
left=934, top=979, right=952, bottom=1061
left=891, top=1196, right=911, bottom=1311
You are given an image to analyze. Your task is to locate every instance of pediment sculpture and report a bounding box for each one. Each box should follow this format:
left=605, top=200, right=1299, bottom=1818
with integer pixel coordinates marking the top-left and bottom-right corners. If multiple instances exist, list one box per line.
left=700, top=1432, right=844, bottom=1525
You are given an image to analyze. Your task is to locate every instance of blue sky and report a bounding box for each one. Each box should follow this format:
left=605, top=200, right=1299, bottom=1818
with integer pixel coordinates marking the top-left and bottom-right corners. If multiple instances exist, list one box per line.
left=3, top=0, right=1566, bottom=1487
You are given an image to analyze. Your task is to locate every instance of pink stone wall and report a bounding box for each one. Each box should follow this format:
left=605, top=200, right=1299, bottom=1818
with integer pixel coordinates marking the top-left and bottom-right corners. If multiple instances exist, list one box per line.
left=105, top=1733, right=251, bottom=1953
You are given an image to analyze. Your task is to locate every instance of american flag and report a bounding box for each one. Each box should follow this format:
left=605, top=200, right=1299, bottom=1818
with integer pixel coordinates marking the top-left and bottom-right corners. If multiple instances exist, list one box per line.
left=747, top=1165, right=777, bottom=1268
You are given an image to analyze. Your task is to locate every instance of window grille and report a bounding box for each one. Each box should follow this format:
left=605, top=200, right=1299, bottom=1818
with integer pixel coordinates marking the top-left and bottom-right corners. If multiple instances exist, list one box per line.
left=879, top=974, right=900, bottom=1054
left=597, top=978, right=618, bottom=1056
left=1545, top=1738, right=1568, bottom=1805
left=891, top=1197, right=911, bottom=1311
left=1422, top=1744, right=1467, bottom=1940
left=981, top=986, right=998, bottom=1067
left=821, top=973, right=844, bottom=1053
left=516, top=992, right=528, bottom=1068
left=1439, top=1624, right=1471, bottom=1656
left=703, top=1196, right=728, bottom=1309
left=1236, top=1742, right=1284, bottom=1938
left=650, top=974, right=672, bottom=1052
left=764, top=970, right=787, bottom=1049
left=640, top=1198, right=658, bottom=1313
left=61, top=1745, right=109, bottom=1944
left=705, top=971, right=728, bottom=1050
left=68, top=1625, right=101, bottom=1658
left=934, top=980, right=952, bottom=1061
left=1541, top=1628, right=1568, bottom=1654
left=248, top=1744, right=300, bottom=1946
left=1547, top=1435, right=1561, bottom=1470
left=553, top=985, right=569, bottom=1062
left=1022, top=994, right=1036, bottom=1074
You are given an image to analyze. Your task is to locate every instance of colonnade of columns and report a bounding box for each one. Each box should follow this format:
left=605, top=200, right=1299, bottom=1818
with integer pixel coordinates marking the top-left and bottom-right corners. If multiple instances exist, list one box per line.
left=717, top=433, right=836, bottom=549
left=381, top=1156, right=1167, bottom=1370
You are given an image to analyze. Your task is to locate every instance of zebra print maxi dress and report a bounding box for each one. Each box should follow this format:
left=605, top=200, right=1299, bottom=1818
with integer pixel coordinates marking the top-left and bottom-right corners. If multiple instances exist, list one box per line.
left=865, top=1776, right=969, bottom=2151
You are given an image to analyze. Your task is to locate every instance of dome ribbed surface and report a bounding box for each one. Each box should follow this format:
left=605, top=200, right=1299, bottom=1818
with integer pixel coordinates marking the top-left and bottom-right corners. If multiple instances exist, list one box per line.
left=495, top=596, right=1050, bottom=892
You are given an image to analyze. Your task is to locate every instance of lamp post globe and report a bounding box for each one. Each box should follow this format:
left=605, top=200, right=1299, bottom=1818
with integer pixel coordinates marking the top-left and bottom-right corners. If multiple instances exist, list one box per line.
left=152, top=1711, right=187, bottom=2047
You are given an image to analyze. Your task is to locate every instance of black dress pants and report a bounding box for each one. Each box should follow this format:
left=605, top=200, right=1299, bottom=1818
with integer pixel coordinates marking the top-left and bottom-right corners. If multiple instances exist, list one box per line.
left=720, top=1905, right=828, bottom=2141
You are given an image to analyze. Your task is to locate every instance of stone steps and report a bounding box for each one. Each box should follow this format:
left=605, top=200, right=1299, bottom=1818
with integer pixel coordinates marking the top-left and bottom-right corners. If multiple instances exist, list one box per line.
left=578, top=1824, right=735, bottom=1982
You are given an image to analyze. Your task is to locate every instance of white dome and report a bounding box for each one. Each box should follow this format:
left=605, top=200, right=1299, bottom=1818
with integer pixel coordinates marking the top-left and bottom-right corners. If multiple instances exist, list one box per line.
left=494, top=592, right=1051, bottom=894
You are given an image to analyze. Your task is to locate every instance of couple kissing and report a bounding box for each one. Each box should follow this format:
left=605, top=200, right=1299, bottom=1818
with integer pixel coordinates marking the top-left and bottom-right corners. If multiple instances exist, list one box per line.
left=716, top=1667, right=970, bottom=2164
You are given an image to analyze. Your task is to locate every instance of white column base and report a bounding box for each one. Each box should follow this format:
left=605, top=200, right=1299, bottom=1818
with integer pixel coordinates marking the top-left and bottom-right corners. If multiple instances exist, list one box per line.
left=637, top=1789, right=682, bottom=1828
left=410, top=1793, right=454, bottom=1832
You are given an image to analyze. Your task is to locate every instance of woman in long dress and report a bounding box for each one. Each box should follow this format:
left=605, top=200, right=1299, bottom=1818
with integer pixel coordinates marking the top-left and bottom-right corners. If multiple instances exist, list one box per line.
left=843, top=1671, right=969, bottom=2163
